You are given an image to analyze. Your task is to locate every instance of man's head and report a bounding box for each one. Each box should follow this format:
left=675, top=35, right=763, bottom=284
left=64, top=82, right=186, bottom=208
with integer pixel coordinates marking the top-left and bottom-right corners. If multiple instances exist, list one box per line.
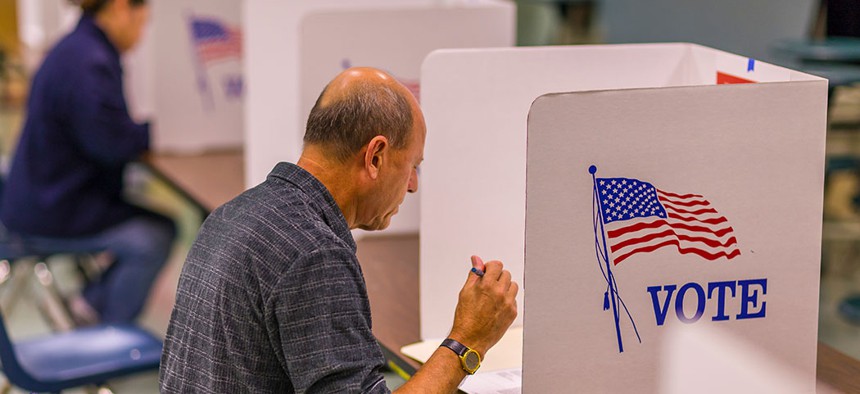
left=300, top=67, right=425, bottom=231
left=76, top=0, right=149, bottom=53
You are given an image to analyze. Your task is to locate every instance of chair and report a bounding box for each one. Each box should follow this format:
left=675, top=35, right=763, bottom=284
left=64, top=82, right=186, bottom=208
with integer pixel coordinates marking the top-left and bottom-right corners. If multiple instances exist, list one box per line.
left=0, top=309, right=162, bottom=393
left=0, top=175, right=107, bottom=331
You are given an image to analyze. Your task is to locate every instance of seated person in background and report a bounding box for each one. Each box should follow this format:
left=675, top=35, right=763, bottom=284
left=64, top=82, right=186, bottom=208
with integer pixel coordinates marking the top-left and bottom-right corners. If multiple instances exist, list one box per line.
left=0, top=0, right=175, bottom=325
left=159, top=67, right=518, bottom=393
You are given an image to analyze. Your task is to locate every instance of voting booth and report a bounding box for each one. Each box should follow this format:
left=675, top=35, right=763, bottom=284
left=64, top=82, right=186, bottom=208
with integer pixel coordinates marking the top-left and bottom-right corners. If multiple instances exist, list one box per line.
left=149, top=0, right=244, bottom=152
left=522, top=47, right=826, bottom=392
left=13, top=0, right=241, bottom=153
left=243, top=0, right=515, bottom=235
left=419, top=44, right=826, bottom=391
left=420, top=44, right=718, bottom=340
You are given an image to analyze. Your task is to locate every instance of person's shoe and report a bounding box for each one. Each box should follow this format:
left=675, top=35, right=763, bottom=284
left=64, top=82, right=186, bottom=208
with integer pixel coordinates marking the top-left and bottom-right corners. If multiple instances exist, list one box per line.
left=65, top=293, right=100, bottom=327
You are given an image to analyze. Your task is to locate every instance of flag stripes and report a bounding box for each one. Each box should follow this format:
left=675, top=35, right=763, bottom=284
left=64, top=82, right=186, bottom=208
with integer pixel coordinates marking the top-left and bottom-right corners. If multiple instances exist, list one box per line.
left=595, top=177, right=740, bottom=265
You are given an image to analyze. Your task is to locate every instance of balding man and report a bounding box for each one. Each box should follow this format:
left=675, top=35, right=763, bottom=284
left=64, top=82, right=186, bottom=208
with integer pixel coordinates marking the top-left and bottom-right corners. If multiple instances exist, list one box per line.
left=159, top=68, right=518, bottom=393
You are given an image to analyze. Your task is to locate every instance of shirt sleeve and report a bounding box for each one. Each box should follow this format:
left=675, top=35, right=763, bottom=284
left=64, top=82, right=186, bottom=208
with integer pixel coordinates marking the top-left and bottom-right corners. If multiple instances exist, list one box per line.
left=68, top=59, right=149, bottom=165
left=272, top=247, right=391, bottom=394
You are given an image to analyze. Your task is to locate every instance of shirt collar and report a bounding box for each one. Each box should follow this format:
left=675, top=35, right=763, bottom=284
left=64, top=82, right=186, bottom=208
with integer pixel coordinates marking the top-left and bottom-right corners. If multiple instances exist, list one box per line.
left=267, top=162, right=356, bottom=251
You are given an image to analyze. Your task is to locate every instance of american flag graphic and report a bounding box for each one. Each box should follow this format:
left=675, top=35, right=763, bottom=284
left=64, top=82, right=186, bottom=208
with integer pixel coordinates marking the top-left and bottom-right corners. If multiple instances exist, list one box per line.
left=190, top=17, right=242, bottom=65
left=596, top=177, right=740, bottom=265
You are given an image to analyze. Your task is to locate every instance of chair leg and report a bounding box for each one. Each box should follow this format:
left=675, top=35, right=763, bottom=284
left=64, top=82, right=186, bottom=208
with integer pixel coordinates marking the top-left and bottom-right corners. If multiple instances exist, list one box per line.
left=84, top=384, right=113, bottom=394
left=0, top=259, right=34, bottom=316
left=33, top=261, right=74, bottom=331
left=95, top=385, right=114, bottom=394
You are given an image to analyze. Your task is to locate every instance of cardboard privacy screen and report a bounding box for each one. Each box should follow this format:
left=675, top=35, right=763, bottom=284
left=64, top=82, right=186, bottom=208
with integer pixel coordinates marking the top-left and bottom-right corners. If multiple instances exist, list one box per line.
left=298, top=3, right=514, bottom=236
left=150, top=0, right=244, bottom=152
left=243, top=0, right=514, bottom=188
left=419, top=43, right=823, bottom=344
left=523, top=49, right=826, bottom=391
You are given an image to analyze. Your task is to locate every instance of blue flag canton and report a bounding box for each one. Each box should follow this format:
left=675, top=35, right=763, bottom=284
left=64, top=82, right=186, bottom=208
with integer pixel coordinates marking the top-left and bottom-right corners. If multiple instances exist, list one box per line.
left=192, top=19, right=230, bottom=42
left=596, top=178, right=666, bottom=224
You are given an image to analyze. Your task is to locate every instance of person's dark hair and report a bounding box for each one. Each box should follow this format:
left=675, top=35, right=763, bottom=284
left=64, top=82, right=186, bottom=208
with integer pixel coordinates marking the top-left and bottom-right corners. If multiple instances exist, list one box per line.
left=72, top=0, right=147, bottom=15
left=304, top=80, right=414, bottom=162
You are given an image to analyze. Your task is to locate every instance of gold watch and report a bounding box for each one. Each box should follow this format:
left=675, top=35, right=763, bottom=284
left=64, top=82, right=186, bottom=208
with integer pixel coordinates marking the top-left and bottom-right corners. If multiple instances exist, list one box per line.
left=440, top=338, right=481, bottom=374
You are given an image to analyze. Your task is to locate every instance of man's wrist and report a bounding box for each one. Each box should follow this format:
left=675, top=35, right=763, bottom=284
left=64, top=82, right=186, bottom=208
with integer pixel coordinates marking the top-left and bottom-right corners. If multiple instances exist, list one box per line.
left=447, top=331, right=487, bottom=357
left=440, top=338, right=482, bottom=375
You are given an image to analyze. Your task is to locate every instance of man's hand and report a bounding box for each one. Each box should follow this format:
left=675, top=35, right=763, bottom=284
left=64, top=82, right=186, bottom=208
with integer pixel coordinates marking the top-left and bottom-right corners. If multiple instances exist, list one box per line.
left=448, top=255, right=518, bottom=356
left=395, top=255, right=518, bottom=393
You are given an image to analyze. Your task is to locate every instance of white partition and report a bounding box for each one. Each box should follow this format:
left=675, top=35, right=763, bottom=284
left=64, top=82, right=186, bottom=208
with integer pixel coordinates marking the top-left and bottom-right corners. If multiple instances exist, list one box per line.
left=243, top=1, right=515, bottom=197
left=149, top=0, right=244, bottom=152
left=523, top=54, right=825, bottom=391
left=15, top=0, right=243, bottom=152
left=244, top=0, right=514, bottom=236
left=419, top=44, right=822, bottom=340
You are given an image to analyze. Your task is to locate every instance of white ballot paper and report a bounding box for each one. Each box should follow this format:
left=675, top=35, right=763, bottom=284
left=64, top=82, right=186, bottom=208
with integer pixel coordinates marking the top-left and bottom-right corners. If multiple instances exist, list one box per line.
left=459, top=368, right=522, bottom=394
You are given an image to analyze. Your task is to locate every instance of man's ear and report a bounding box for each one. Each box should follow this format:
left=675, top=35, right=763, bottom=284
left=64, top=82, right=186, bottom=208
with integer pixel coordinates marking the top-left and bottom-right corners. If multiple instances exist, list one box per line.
left=364, top=135, right=389, bottom=180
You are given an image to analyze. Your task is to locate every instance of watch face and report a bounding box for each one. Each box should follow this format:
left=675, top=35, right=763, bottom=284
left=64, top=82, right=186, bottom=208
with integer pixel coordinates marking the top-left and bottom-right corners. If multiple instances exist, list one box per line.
left=464, top=350, right=480, bottom=370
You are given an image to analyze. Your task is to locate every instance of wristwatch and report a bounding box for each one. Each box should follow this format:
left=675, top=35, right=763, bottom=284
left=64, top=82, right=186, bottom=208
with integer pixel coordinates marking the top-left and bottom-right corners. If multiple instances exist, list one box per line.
left=440, top=338, right=482, bottom=374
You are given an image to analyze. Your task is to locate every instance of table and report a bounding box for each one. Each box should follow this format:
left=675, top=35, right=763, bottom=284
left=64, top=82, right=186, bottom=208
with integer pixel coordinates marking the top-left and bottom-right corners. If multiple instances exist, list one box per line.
left=144, top=151, right=860, bottom=391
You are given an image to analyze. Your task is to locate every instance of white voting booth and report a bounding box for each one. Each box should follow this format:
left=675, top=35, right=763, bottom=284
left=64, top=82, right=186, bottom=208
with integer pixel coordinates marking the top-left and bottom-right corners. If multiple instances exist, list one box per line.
left=523, top=49, right=826, bottom=391
left=148, top=0, right=244, bottom=152
left=417, top=44, right=826, bottom=392
left=16, top=0, right=245, bottom=153
left=243, top=0, right=514, bottom=235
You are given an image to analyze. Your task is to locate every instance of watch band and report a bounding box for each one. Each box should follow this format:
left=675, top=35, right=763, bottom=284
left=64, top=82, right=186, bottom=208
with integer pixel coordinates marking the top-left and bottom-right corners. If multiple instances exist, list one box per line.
left=440, top=338, right=468, bottom=357
left=440, top=338, right=482, bottom=374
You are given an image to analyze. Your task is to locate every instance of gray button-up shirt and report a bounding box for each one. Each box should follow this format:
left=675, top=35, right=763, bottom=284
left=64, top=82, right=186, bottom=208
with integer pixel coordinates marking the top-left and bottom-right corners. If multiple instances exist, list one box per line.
left=160, top=162, right=389, bottom=393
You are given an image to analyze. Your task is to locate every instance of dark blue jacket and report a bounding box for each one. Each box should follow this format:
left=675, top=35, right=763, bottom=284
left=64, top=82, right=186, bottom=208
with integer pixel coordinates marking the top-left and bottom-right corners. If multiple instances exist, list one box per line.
left=0, top=15, right=149, bottom=237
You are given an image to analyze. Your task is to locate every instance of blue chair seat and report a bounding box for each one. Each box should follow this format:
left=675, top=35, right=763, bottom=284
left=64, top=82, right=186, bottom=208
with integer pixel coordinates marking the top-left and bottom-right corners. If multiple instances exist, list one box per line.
left=5, top=324, right=162, bottom=392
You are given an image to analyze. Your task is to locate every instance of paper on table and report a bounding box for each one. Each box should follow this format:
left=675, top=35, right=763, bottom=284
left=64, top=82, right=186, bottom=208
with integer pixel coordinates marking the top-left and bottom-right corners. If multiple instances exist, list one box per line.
left=400, top=326, right=523, bottom=372
left=459, top=367, right=522, bottom=394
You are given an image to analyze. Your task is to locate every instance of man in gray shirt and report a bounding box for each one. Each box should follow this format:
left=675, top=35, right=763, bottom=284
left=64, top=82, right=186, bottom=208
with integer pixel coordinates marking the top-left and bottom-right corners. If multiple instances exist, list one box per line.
left=160, top=67, right=517, bottom=393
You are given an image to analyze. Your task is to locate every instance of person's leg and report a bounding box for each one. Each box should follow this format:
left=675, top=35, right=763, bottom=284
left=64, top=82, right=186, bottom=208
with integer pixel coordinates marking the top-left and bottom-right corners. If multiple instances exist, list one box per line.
left=21, top=210, right=177, bottom=324
left=86, top=211, right=176, bottom=323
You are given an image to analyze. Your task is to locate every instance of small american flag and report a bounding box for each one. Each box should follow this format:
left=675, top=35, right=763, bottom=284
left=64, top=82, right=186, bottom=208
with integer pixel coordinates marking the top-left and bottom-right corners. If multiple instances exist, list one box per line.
left=596, top=177, right=740, bottom=265
left=190, top=17, right=242, bottom=65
